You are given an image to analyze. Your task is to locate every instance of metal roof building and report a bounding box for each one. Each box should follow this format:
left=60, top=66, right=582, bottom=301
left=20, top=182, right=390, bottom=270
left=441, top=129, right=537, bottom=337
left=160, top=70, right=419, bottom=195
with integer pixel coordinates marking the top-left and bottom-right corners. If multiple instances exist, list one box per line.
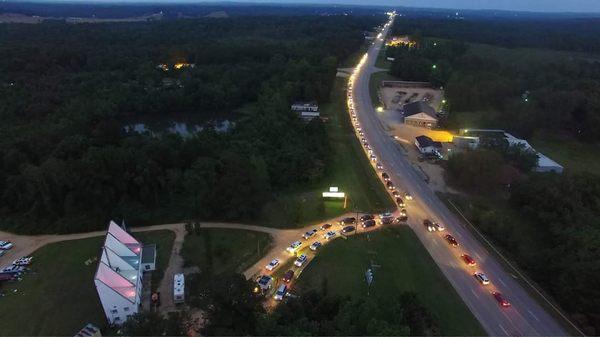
left=94, top=221, right=144, bottom=326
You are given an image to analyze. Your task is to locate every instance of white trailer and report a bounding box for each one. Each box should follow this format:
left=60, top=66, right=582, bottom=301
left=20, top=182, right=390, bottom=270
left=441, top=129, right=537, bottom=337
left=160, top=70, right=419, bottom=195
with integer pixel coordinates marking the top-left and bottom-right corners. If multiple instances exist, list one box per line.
left=173, top=273, right=185, bottom=304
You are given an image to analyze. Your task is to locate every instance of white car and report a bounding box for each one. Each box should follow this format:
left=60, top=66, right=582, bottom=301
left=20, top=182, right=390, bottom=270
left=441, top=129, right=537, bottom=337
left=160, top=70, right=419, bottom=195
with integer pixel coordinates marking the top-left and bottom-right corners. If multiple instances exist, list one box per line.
left=309, top=241, right=322, bottom=251
left=294, top=254, right=308, bottom=267
left=404, top=193, right=413, bottom=200
left=434, top=222, right=445, bottom=231
left=302, top=229, right=317, bottom=240
left=474, top=272, right=490, bottom=285
left=286, top=241, right=303, bottom=254
left=0, top=241, right=13, bottom=250
left=265, top=259, right=280, bottom=271
left=13, top=257, right=33, bottom=266
left=379, top=212, right=393, bottom=219
left=323, top=231, right=337, bottom=240
left=274, top=284, right=287, bottom=301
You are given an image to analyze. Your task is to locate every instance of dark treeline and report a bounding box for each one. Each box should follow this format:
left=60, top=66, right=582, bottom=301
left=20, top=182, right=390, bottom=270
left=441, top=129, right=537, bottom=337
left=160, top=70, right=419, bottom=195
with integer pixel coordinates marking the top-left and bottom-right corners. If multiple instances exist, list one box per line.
left=0, top=2, right=383, bottom=19
left=392, top=17, right=600, bottom=54
left=386, top=39, right=600, bottom=141
left=0, top=15, right=382, bottom=233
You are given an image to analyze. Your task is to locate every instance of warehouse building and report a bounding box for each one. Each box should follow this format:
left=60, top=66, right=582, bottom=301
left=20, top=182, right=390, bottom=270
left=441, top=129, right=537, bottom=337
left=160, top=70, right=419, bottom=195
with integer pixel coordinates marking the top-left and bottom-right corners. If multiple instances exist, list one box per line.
left=402, top=101, right=438, bottom=128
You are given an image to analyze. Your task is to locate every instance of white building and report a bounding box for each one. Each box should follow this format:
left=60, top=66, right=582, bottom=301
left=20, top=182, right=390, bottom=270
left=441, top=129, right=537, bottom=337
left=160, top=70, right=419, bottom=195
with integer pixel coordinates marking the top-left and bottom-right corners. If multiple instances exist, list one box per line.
left=415, top=135, right=442, bottom=155
left=459, top=129, right=564, bottom=173
left=291, top=102, right=320, bottom=121
left=94, top=221, right=153, bottom=326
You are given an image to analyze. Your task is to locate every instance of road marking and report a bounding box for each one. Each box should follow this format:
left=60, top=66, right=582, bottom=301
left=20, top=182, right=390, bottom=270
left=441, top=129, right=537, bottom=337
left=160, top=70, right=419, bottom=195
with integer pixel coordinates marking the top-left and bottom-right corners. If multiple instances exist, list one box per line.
left=498, top=277, right=507, bottom=287
left=498, top=324, right=509, bottom=336
left=528, top=309, right=540, bottom=322
left=470, top=288, right=479, bottom=298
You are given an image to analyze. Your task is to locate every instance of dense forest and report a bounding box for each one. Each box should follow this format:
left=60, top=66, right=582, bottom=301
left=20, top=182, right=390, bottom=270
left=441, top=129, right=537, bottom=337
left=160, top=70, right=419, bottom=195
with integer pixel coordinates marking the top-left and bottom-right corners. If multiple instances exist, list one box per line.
left=386, top=38, right=600, bottom=141
left=387, top=17, right=600, bottom=333
left=0, top=14, right=382, bottom=233
left=392, top=17, right=600, bottom=54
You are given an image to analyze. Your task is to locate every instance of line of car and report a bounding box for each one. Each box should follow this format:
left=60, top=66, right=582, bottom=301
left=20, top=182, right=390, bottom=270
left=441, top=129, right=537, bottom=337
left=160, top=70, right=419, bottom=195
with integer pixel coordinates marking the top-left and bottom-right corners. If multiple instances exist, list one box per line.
left=347, top=28, right=512, bottom=311
left=423, top=218, right=511, bottom=308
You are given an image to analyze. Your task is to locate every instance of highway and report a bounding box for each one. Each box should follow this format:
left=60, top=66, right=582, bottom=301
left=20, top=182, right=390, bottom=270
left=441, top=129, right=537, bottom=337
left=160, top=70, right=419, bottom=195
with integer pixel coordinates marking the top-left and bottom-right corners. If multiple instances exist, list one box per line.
left=348, top=13, right=570, bottom=336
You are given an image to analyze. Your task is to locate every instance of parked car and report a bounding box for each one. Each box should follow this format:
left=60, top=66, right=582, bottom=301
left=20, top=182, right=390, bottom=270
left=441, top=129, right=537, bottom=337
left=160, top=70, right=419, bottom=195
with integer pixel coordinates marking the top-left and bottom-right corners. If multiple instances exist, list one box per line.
left=324, top=231, right=337, bottom=240
left=294, top=254, right=308, bottom=267
left=257, top=275, right=273, bottom=291
left=362, top=219, right=376, bottom=228
left=342, top=226, right=356, bottom=234
left=461, top=254, right=476, bottom=267
left=379, top=212, right=393, bottom=218
left=302, top=229, right=318, bottom=240
left=492, top=291, right=511, bottom=307
left=386, top=181, right=395, bottom=190
left=474, top=272, right=490, bottom=285
left=381, top=172, right=390, bottom=181
left=13, top=257, right=33, bottom=266
left=0, top=265, right=25, bottom=274
left=0, top=241, right=13, bottom=250
left=360, top=214, right=374, bottom=221
left=396, top=197, right=405, bottom=207
left=445, top=234, right=459, bottom=247
left=286, top=241, right=303, bottom=254
left=320, top=223, right=332, bottom=231
left=282, top=270, right=295, bottom=283
left=339, top=217, right=356, bottom=225
left=265, top=259, right=280, bottom=271
left=380, top=216, right=394, bottom=225
left=310, top=242, right=322, bottom=251
left=274, top=284, right=288, bottom=301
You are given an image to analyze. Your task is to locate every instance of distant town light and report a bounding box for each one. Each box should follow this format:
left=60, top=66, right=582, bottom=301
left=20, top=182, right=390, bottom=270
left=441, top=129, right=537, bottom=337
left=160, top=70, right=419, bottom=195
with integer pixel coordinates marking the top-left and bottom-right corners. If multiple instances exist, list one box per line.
left=432, top=64, right=437, bottom=69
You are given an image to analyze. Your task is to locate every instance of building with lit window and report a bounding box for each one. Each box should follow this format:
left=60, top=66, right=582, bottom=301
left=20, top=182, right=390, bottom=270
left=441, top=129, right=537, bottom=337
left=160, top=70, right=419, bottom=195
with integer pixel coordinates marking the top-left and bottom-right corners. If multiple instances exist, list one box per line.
left=94, top=221, right=155, bottom=325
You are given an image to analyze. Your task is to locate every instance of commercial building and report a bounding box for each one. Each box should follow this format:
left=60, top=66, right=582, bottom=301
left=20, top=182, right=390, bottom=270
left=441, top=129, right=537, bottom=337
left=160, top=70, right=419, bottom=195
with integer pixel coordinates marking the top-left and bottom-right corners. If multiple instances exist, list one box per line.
left=458, top=129, right=564, bottom=173
left=402, top=101, right=438, bottom=128
left=94, top=221, right=155, bottom=326
left=291, top=102, right=320, bottom=121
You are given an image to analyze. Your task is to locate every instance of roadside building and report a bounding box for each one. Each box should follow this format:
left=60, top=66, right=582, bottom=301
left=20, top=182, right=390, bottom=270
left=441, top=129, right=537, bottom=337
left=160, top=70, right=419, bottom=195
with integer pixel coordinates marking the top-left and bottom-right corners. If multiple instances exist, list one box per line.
left=94, top=221, right=156, bottom=326
left=415, top=135, right=442, bottom=154
left=74, top=324, right=102, bottom=337
left=291, top=101, right=320, bottom=121
left=402, top=101, right=438, bottom=128
left=458, top=129, right=564, bottom=173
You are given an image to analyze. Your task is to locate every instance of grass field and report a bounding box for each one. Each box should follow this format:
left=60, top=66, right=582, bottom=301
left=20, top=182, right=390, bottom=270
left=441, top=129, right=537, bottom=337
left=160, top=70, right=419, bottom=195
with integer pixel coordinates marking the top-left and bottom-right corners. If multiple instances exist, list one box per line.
left=530, top=132, right=600, bottom=175
left=257, top=79, right=394, bottom=228
left=0, top=230, right=174, bottom=335
left=181, top=228, right=273, bottom=276
left=296, top=226, right=486, bottom=336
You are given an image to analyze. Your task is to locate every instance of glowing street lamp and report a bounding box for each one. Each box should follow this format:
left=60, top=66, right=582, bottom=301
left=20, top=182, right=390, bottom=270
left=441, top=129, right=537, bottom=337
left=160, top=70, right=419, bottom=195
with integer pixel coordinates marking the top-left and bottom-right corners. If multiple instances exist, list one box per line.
left=376, top=106, right=384, bottom=112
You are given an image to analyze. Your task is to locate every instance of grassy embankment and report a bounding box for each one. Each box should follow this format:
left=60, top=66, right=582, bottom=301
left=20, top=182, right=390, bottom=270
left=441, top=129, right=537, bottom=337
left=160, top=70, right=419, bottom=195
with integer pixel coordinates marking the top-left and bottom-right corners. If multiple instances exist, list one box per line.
left=0, top=230, right=174, bottom=335
left=296, top=226, right=486, bottom=336
left=181, top=228, right=272, bottom=276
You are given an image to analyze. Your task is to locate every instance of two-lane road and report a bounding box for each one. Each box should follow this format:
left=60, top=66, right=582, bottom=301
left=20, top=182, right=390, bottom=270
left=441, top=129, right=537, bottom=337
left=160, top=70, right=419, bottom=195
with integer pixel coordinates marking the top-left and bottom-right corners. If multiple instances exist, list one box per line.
left=350, top=14, right=569, bottom=336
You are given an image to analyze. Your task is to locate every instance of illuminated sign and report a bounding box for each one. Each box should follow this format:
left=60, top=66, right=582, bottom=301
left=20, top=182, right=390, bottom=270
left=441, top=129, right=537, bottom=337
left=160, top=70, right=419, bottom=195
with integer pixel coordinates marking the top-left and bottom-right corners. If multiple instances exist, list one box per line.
left=322, top=187, right=345, bottom=198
